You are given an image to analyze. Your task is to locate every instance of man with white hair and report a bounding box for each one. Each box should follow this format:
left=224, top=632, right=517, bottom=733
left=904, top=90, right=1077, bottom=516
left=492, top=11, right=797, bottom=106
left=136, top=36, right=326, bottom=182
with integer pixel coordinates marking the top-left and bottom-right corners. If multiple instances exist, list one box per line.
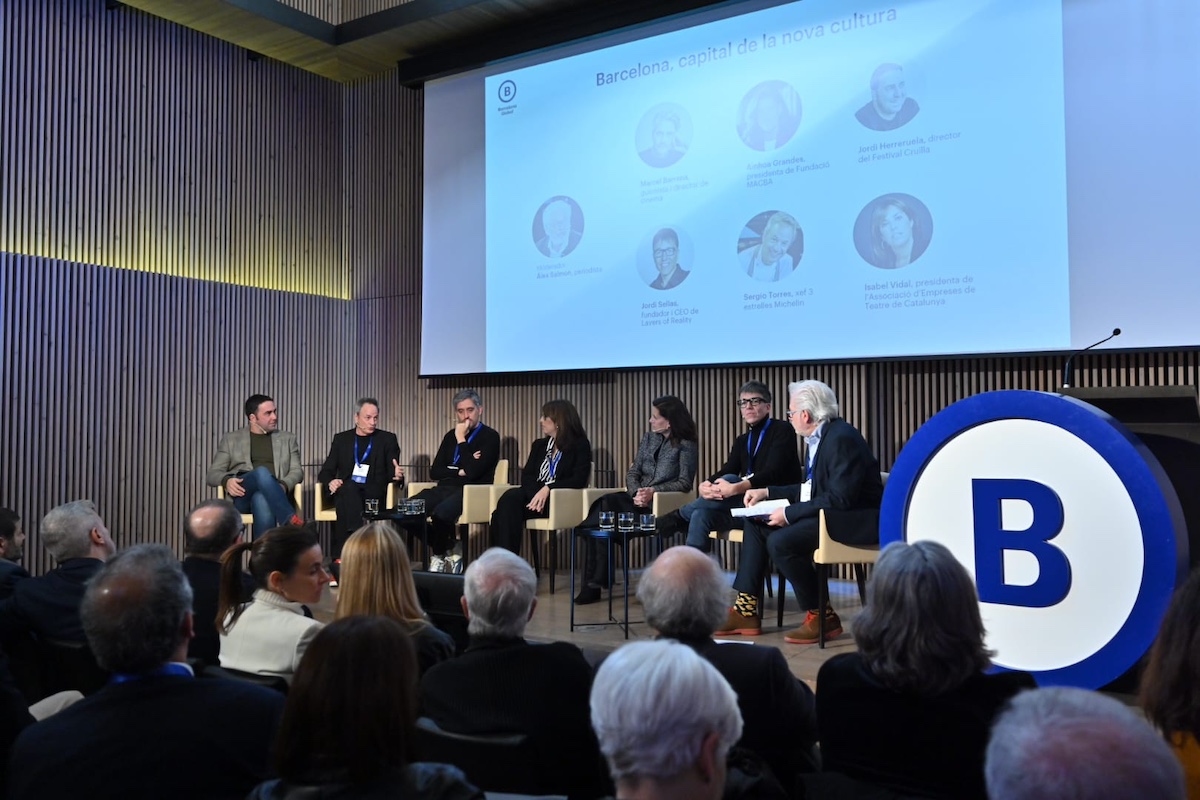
left=419, top=548, right=606, bottom=795
left=0, top=500, right=116, bottom=645
left=591, top=639, right=743, bottom=800
left=985, top=687, right=1185, bottom=800
left=719, top=380, right=883, bottom=641
left=639, top=545, right=817, bottom=788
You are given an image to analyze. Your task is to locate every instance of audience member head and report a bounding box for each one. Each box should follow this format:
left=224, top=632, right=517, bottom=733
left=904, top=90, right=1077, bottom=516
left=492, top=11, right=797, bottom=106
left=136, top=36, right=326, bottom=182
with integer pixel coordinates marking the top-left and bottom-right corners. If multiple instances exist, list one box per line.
left=1141, top=567, right=1200, bottom=743
left=81, top=544, right=194, bottom=674
left=650, top=395, right=697, bottom=445
left=335, top=522, right=427, bottom=627
left=788, top=379, right=840, bottom=424
left=591, top=640, right=742, bottom=800
left=986, top=686, right=1185, bottom=800
left=854, top=540, right=991, bottom=695
left=638, top=546, right=730, bottom=641
left=183, top=498, right=243, bottom=558
left=0, top=508, right=24, bottom=562
left=217, top=525, right=327, bottom=633
left=540, top=398, right=587, bottom=452
left=462, top=547, right=537, bottom=639
left=275, top=616, right=419, bottom=785
left=40, top=499, right=114, bottom=563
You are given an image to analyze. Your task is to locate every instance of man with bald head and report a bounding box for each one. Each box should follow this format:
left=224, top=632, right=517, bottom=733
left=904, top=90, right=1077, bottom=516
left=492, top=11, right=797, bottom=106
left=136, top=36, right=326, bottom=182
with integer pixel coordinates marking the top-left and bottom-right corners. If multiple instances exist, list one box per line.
left=639, top=545, right=818, bottom=790
left=181, top=498, right=255, bottom=664
left=9, top=545, right=284, bottom=799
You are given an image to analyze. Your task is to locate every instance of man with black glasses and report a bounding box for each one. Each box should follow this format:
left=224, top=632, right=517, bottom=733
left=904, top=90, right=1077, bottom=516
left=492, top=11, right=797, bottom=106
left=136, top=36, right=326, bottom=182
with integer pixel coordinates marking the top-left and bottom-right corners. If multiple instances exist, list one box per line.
left=661, top=380, right=801, bottom=552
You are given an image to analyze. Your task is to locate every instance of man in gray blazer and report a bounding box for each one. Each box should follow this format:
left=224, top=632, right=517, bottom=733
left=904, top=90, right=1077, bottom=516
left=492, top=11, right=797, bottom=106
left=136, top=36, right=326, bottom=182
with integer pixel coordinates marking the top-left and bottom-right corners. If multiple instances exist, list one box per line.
left=206, top=394, right=303, bottom=538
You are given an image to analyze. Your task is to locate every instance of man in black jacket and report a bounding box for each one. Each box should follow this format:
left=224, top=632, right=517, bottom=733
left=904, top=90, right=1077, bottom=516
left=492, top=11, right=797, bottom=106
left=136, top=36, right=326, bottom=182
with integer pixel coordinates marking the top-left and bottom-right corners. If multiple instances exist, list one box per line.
left=719, top=379, right=883, bottom=641
left=317, top=397, right=403, bottom=557
left=412, top=389, right=501, bottom=573
left=0, top=510, right=29, bottom=600
left=180, top=498, right=254, bottom=665
left=665, top=380, right=802, bottom=551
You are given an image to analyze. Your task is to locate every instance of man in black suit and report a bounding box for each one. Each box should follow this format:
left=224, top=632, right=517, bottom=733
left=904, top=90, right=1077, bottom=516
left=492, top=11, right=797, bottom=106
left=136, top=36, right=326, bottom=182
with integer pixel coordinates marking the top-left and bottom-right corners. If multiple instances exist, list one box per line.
left=317, top=397, right=403, bottom=557
left=639, top=545, right=817, bottom=791
left=0, top=500, right=115, bottom=646
left=0, top=509, right=29, bottom=600
left=419, top=548, right=607, bottom=796
left=181, top=498, right=255, bottom=665
left=718, top=380, right=883, bottom=642
left=412, top=389, right=501, bottom=573
left=9, top=544, right=284, bottom=800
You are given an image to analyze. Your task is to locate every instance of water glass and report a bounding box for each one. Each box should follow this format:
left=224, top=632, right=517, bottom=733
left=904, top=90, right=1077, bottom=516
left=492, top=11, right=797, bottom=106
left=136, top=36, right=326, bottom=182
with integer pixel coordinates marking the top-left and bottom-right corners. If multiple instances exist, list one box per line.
left=639, top=513, right=656, bottom=531
left=599, top=511, right=615, bottom=530
left=618, top=512, right=635, bottom=532
left=364, top=499, right=380, bottom=516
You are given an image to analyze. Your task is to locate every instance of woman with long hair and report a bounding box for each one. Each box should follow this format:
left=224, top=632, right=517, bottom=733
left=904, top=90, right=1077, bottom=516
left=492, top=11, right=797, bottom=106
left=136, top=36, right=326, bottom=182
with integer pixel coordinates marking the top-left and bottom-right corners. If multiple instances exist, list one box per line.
left=869, top=196, right=924, bottom=269
left=813, top=540, right=1035, bottom=799
left=1141, top=567, right=1200, bottom=797
left=574, top=395, right=698, bottom=605
left=489, top=399, right=592, bottom=555
left=217, top=525, right=329, bottom=684
left=246, top=616, right=482, bottom=799
left=335, top=522, right=455, bottom=674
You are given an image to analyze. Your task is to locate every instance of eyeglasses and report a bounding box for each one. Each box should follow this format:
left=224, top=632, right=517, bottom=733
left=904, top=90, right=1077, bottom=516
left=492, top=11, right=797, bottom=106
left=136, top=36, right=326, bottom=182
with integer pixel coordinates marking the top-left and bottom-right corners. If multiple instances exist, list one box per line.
left=653, top=247, right=678, bottom=259
left=736, top=398, right=767, bottom=408
left=785, top=410, right=799, bottom=418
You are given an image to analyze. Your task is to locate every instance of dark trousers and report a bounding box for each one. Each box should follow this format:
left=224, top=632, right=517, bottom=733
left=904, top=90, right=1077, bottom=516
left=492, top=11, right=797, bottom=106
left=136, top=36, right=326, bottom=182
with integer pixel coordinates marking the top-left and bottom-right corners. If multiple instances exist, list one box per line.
left=412, top=484, right=465, bottom=554
left=733, top=517, right=823, bottom=611
left=490, top=486, right=548, bottom=555
left=578, top=492, right=642, bottom=587
left=331, top=481, right=387, bottom=558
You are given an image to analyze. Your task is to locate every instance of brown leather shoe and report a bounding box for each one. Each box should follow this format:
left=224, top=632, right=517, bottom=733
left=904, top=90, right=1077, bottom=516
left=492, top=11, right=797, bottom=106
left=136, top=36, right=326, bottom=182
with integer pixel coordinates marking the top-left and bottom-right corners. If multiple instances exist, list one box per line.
left=714, top=607, right=762, bottom=636
left=784, top=609, right=843, bottom=644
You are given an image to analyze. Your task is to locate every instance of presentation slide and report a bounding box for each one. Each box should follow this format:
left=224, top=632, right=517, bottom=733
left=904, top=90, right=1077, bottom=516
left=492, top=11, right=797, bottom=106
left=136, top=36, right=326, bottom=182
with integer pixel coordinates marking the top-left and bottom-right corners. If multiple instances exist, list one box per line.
left=422, top=0, right=1200, bottom=376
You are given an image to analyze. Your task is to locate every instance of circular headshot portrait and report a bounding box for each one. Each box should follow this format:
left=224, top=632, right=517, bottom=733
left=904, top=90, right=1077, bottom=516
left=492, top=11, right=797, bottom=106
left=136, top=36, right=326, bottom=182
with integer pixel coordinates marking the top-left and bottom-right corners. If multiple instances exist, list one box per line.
left=737, top=80, right=802, bottom=152
left=636, top=103, right=692, bottom=169
left=855, top=63, right=920, bottom=132
left=853, top=193, right=933, bottom=270
left=737, top=210, right=803, bottom=282
left=636, top=225, right=695, bottom=290
left=531, top=195, right=584, bottom=259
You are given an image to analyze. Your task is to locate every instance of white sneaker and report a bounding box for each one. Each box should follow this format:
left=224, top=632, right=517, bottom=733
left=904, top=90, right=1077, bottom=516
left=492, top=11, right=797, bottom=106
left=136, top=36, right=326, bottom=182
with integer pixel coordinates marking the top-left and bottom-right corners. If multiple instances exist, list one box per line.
left=428, top=554, right=445, bottom=573
left=446, top=553, right=464, bottom=574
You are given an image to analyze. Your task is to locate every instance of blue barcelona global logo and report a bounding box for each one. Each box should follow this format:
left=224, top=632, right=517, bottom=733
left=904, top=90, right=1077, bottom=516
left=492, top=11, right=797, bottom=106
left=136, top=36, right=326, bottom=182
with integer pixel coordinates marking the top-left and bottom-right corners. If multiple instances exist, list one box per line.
left=880, top=390, right=1187, bottom=689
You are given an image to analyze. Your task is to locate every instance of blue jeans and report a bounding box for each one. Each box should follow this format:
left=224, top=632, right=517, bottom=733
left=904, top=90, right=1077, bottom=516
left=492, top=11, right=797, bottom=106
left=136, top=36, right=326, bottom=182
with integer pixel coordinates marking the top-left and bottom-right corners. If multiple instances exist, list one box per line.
left=231, top=466, right=296, bottom=539
left=679, top=474, right=745, bottom=551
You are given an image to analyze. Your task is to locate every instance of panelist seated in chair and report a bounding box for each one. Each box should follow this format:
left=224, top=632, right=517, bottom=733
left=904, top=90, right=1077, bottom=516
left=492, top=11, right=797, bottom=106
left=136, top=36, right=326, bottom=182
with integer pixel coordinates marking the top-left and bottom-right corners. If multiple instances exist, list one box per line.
left=717, top=379, right=882, bottom=642
left=419, top=549, right=607, bottom=796
left=317, top=397, right=403, bottom=559
left=575, top=395, right=698, bottom=605
left=247, top=616, right=482, bottom=800
left=411, top=389, right=500, bottom=574
left=217, top=526, right=330, bottom=685
left=206, top=393, right=304, bottom=539
left=489, top=400, right=591, bottom=556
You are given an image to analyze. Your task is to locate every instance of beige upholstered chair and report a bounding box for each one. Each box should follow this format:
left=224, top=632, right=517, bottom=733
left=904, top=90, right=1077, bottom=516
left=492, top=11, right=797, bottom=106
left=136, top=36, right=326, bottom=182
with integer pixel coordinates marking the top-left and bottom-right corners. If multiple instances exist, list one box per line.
left=216, top=482, right=303, bottom=529
left=404, top=459, right=510, bottom=566
left=314, top=482, right=398, bottom=522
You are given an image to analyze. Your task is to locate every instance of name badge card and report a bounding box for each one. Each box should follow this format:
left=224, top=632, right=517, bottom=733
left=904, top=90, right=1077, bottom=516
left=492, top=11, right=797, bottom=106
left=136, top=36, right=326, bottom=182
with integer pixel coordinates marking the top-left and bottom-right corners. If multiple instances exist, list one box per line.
left=352, top=463, right=370, bottom=484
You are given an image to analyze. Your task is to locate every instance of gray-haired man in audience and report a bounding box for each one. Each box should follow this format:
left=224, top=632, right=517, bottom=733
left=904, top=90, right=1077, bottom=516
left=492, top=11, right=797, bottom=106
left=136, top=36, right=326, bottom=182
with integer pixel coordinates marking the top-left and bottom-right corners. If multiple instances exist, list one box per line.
left=985, top=686, right=1185, bottom=800
left=591, top=639, right=743, bottom=800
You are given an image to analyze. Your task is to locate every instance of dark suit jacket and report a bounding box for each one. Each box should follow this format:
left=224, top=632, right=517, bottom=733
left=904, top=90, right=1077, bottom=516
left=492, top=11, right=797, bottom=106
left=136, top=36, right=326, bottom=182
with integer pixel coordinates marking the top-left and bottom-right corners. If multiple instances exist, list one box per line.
left=767, top=418, right=883, bottom=545
left=683, top=636, right=817, bottom=789
left=650, top=266, right=690, bottom=290
left=182, top=557, right=256, bottom=665
left=428, top=424, right=501, bottom=487
left=0, top=558, right=104, bottom=644
left=318, top=429, right=402, bottom=497
left=817, top=653, right=1035, bottom=799
left=711, top=418, right=803, bottom=490
left=0, top=562, right=29, bottom=601
left=9, top=672, right=285, bottom=799
left=419, top=636, right=606, bottom=795
left=520, top=436, right=591, bottom=492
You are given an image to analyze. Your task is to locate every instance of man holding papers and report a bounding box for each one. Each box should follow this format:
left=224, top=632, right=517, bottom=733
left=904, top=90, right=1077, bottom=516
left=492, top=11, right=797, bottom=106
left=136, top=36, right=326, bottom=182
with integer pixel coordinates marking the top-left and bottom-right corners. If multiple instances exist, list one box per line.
left=717, top=380, right=883, bottom=643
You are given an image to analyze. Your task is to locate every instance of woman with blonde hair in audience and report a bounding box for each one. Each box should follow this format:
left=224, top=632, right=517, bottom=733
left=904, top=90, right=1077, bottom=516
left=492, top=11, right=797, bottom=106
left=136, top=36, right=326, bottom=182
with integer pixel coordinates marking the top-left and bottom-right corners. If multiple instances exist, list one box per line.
left=813, top=540, right=1035, bottom=799
left=1141, top=567, right=1200, bottom=797
left=217, top=525, right=329, bottom=684
left=246, top=616, right=482, bottom=799
left=335, top=522, right=455, bottom=675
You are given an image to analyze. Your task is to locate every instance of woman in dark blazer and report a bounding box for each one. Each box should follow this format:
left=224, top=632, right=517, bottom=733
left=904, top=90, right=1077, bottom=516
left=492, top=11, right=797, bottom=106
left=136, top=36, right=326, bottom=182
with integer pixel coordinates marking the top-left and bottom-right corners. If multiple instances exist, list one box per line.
left=489, top=400, right=592, bottom=555
left=574, top=395, right=698, bottom=605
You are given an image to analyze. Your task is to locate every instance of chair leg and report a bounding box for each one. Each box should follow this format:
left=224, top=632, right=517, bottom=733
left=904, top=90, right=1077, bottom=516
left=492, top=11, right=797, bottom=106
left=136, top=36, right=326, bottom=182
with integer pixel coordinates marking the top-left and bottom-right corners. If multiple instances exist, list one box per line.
left=777, top=572, right=786, bottom=628
left=529, top=529, right=541, bottom=581
left=621, top=534, right=630, bottom=640
left=549, top=530, right=557, bottom=595
left=817, top=564, right=829, bottom=649
left=854, top=563, right=868, bottom=603
left=569, top=529, right=578, bottom=632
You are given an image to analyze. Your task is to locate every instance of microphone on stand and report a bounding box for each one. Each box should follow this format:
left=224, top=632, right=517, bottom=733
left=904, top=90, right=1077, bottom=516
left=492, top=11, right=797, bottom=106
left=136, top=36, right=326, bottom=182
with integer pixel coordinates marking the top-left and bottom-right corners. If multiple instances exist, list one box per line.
left=1062, top=328, right=1121, bottom=388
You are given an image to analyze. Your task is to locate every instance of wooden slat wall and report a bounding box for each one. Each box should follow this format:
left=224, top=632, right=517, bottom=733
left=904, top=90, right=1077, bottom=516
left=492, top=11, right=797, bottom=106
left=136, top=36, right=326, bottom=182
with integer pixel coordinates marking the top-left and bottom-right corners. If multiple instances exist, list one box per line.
left=4, top=0, right=1199, bottom=579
